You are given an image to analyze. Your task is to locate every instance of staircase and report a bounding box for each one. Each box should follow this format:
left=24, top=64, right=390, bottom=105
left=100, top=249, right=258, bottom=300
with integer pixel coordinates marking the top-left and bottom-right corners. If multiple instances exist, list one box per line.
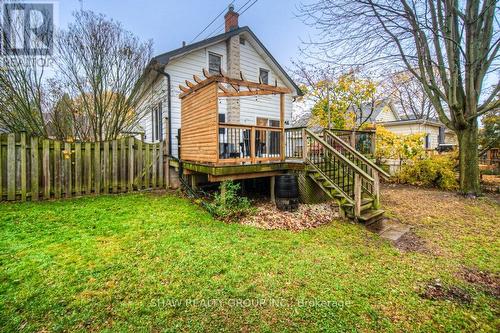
left=304, top=129, right=390, bottom=224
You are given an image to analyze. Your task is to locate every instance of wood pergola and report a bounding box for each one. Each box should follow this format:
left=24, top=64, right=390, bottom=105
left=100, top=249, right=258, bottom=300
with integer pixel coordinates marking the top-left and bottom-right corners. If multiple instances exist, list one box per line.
left=179, top=68, right=293, bottom=165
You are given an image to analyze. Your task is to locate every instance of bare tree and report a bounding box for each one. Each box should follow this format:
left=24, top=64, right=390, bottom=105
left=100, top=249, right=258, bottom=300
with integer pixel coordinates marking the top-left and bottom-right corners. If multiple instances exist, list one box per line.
left=298, top=0, right=499, bottom=196
left=385, top=71, right=437, bottom=120
left=53, top=11, right=153, bottom=141
left=0, top=6, right=51, bottom=136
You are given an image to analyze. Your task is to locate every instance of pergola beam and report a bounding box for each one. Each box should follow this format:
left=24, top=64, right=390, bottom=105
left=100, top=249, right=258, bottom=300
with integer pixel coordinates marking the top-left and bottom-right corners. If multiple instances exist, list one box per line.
left=179, top=68, right=292, bottom=99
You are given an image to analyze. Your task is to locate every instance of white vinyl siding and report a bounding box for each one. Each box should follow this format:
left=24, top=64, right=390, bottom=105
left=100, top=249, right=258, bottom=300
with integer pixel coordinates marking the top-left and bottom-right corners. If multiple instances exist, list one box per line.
left=137, top=34, right=296, bottom=158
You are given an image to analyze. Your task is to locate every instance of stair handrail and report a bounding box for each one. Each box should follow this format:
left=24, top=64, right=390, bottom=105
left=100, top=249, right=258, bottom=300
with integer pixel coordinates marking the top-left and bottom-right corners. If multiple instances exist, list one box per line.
left=324, top=130, right=391, bottom=179
left=305, top=129, right=374, bottom=183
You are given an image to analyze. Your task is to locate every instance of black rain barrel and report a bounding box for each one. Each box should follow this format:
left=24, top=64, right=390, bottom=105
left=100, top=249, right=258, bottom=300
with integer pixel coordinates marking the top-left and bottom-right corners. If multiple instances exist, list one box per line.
left=276, top=175, right=299, bottom=198
left=275, top=175, right=299, bottom=212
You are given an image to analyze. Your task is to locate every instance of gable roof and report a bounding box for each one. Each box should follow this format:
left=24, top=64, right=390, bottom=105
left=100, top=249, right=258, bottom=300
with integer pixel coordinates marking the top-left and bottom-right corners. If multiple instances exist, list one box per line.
left=150, top=26, right=303, bottom=96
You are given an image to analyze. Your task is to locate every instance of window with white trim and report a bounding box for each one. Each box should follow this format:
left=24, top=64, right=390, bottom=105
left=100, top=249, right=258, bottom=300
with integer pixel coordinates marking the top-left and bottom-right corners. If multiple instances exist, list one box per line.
left=259, top=68, right=269, bottom=85
left=208, top=53, right=222, bottom=75
left=152, top=102, right=163, bottom=141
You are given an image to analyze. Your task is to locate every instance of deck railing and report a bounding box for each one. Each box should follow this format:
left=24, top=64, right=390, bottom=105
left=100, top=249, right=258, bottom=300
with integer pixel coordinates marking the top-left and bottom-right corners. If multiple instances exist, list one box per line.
left=218, top=124, right=283, bottom=163
left=285, top=127, right=305, bottom=160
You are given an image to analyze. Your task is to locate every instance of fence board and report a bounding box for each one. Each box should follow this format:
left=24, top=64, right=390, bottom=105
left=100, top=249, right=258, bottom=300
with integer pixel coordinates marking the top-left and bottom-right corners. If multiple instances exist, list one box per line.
left=7, top=134, right=15, bottom=200
left=137, top=140, right=143, bottom=190
left=112, top=140, right=118, bottom=193
left=120, top=138, right=126, bottom=192
left=159, top=141, right=164, bottom=188
left=31, top=137, right=39, bottom=201
left=144, top=144, right=150, bottom=189
left=20, top=133, right=27, bottom=201
left=75, top=143, right=81, bottom=196
left=43, top=139, right=50, bottom=199
left=152, top=144, right=157, bottom=188
left=94, top=142, right=101, bottom=195
left=65, top=142, right=72, bottom=198
left=85, top=142, right=92, bottom=194
left=128, top=138, right=134, bottom=191
left=103, top=141, right=109, bottom=194
left=54, top=141, right=61, bottom=199
left=1, top=134, right=167, bottom=202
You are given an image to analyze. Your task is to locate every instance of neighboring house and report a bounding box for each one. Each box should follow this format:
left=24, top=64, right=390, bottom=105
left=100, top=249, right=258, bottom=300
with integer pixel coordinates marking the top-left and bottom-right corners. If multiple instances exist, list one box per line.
left=294, top=100, right=457, bottom=150
left=138, top=5, right=301, bottom=158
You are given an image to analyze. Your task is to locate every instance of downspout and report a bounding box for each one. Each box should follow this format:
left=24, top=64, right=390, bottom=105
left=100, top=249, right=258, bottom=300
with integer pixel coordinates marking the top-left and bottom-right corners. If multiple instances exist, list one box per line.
left=154, top=67, right=172, bottom=156
left=154, top=67, right=183, bottom=182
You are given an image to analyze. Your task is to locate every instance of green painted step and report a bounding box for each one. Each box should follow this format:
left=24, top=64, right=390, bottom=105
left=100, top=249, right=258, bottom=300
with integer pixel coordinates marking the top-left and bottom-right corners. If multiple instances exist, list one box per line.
left=355, top=209, right=385, bottom=224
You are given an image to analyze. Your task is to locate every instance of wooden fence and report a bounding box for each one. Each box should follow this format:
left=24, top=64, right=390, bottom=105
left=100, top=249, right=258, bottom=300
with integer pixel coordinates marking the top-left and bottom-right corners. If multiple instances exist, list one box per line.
left=0, top=133, right=167, bottom=202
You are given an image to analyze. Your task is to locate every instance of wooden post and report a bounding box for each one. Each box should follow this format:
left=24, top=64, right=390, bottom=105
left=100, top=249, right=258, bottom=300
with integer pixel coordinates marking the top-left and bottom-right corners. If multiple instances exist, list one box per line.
left=250, top=127, right=256, bottom=164
left=270, top=176, right=276, bottom=203
left=7, top=134, right=15, bottom=201
left=350, top=131, right=356, bottom=148
left=373, top=171, right=380, bottom=209
left=20, top=133, right=27, bottom=201
left=371, top=130, right=376, bottom=156
left=302, top=128, right=307, bottom=160
left=165, top=117, right=171, bottom=188
left=30, top=137, right=39, bottom=201
left=354, top=174, right=362, bottom=218
left=280, top=93, right=285, bottom=161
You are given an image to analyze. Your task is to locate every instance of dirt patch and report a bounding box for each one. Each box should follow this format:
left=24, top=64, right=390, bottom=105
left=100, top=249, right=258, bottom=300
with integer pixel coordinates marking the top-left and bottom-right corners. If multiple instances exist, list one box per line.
left=458, top=267, right=500, bottom=298
left=420, top=280, right=472, bottom=304
left=240, top=202, right=338, bottom=231
left=393, top=231, right=430, bottom=254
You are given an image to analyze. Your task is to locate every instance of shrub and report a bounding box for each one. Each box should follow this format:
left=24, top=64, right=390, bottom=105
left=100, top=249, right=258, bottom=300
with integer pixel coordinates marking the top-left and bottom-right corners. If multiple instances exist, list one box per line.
left=397, top=153, right=458, bottom=190
left=205, top=181, right=254, bottom=222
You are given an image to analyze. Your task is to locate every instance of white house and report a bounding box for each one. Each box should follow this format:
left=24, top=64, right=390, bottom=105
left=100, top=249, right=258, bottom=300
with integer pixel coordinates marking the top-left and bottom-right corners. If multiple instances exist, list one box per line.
left=138, top=5, right=302, bottom=158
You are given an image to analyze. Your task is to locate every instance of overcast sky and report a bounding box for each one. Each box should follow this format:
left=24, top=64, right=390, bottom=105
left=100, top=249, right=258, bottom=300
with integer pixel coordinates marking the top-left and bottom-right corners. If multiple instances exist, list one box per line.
left=58, top=0, right=315, bottom=71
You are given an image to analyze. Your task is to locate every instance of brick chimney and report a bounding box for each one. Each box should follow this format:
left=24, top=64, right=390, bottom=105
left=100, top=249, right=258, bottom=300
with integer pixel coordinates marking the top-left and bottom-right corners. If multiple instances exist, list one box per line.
left=224, top=4, right=239, bottom=32
left=225, top=4, right=241, bottom=123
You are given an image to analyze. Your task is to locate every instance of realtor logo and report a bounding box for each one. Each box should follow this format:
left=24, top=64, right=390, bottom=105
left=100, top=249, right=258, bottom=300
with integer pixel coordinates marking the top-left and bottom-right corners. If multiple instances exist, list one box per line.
left=1, top=1, right=55, bottom=56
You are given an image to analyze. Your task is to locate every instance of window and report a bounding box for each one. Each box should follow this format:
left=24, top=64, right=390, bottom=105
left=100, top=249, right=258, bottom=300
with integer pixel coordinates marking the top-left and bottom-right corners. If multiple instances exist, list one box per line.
left=269, top=119, right=280, bottom=128
left=151, top=103, right=163, bottom=141
left=425, top=134, right=430, bottom=149
left=209, top=53, right=222, bottom=75
left=259, top=68, right=269, bottom=84
left=438, top=126, right=446, bottom=144
left=218, top=113, right=225, bottom=135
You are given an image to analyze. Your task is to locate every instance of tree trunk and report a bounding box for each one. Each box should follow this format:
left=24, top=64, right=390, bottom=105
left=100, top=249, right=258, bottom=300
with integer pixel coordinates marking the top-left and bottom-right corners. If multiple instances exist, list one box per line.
left=457, top=123, right=481, bottom=196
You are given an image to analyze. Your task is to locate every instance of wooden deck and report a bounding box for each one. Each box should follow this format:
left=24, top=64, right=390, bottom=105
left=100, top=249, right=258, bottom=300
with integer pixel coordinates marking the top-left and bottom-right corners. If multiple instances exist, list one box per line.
left=179, top=68, right=301, bottom=168
left=182, top=160, right=305, bottom=182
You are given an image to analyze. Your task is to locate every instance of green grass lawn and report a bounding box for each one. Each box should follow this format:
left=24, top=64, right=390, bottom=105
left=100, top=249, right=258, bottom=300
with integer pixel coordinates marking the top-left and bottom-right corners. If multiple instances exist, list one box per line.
left=0, top=189, right=498, bottom=332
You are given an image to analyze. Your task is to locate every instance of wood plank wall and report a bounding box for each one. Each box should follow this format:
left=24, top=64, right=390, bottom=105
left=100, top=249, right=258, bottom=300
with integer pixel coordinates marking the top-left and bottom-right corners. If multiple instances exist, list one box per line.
left=0, top=133, right=167, bottom=202
left=180, top=83, right=218, bottom=163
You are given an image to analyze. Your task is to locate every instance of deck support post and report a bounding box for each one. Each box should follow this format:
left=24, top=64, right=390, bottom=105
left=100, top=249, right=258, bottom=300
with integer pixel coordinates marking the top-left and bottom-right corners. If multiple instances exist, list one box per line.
left=354, top=174, right=362, bottom=218
left=270, top=176, right=276, bottom=203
